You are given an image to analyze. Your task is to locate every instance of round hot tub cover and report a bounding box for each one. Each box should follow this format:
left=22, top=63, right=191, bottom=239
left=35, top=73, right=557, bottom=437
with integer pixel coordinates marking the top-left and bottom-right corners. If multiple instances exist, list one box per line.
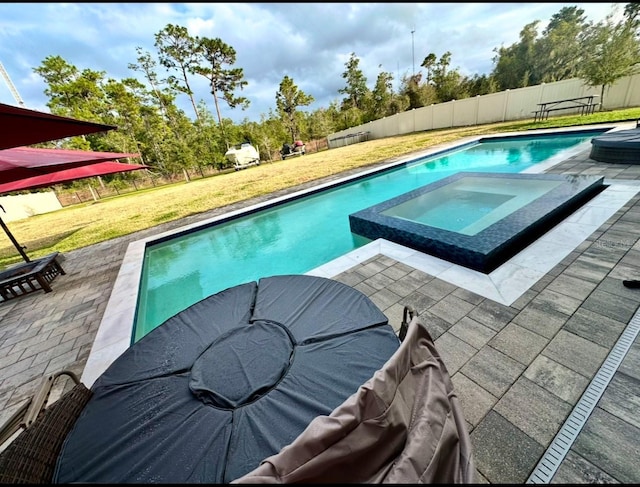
left=53, top=275, right=400, bottom=483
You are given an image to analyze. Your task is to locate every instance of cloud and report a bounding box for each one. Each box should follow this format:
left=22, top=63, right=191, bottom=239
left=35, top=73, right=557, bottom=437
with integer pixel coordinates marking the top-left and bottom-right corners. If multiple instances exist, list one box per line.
left=0, top=2, right=619, bottom=124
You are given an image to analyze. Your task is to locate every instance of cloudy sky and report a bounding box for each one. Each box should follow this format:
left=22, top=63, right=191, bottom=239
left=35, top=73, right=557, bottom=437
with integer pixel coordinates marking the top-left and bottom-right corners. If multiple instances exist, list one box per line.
left=0, top=2, right=622, bottom=124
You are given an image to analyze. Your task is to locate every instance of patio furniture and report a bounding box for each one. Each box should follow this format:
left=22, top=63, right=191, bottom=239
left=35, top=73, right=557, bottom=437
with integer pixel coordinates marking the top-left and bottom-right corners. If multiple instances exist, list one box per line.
left=590, top=127, right=640, bottom=164
left=533, top=95, right=598, bottom=122
left=52, top=275, right=474, bottom=483
left=0, top=370, right=92, bottom=484
left=0, top=252, right=65, bottom=302
left=54, top=275, right=402, bottom=483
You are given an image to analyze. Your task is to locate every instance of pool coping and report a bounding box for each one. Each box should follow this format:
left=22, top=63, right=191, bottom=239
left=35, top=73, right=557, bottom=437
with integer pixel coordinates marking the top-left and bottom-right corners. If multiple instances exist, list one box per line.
left=81, top=124, right=638, bottom=387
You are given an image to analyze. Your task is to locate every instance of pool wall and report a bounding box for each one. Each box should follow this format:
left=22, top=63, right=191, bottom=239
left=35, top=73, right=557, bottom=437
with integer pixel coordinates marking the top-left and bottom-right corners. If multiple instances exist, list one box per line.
left=349, top=172, right=606, bottom=273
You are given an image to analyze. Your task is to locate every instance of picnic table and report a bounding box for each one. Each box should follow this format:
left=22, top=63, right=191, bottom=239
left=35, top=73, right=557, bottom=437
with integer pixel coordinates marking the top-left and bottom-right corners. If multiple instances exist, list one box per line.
left=534, top=95, right=599, bottom=122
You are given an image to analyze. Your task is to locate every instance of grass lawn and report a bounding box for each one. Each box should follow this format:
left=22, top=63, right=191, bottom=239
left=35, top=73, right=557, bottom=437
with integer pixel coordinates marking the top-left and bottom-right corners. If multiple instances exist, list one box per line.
left=1, top=108, right=639, bottom=268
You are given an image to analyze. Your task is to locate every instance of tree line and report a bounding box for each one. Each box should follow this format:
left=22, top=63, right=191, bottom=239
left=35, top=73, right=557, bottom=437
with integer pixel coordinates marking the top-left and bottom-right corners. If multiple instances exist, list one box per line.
left=32, top=3, right=640, bottom=180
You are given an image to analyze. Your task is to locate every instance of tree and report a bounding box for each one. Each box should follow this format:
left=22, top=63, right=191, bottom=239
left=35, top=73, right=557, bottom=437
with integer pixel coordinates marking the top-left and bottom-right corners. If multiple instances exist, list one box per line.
left=534, top=6, right=588, bottom=83
left=275, top=75, right=314, bottom=142
left=420, top=53, right=437, bottom=84
left=460, top=74, right=498, bottom=97
left=251, top=111, right=289, bottom=162
left=338, top=52, right=370, bottom=111
left=128, top=47, right=173, bottom=120
left=33, top=56, right=112, bottom=150
left=399, top=73, right=428, bottom=109
left=624, top=2, right=640, bottom=28
left=128, top=47, right=205, bottom=177
left=430, top=52, right=467, bottom=102
left=306, top=106, right=338, bottom=143
left=33, top=55, right=81, bottom=112
left=192, top=36, right=249, bottom=149
left=492, top=21, right=540, bottom=89
left=368, top=69, right=395, bottom=120
left=154, top=24, right=201, bottom=121
left=33, top=56, right=108, bottom=119
left=102, top=77, right=153, bottom=161
left=580, top=9, right=640, bottom=109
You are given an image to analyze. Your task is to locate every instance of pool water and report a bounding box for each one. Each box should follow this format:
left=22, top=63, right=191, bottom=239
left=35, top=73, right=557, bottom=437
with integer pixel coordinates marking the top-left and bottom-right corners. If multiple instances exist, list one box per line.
left=135, top=130, right=605, bottom=340
left=381, top=177, right=563, bottom=235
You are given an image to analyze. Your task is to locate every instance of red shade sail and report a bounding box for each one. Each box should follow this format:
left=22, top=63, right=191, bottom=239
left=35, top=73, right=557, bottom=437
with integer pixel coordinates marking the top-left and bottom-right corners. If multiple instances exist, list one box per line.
left=0, top=161, right=149, bottom=195
left=0, top=103, right=128, bottom=264
left=0, top=147, right=140, bottom=184
left=0, top=102, right=116, bottom=150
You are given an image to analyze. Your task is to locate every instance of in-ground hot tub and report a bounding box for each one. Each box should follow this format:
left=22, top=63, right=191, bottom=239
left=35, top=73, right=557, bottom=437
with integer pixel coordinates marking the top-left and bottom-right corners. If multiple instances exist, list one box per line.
left=348, top=172, right=606, bottom=273
left=590, top=127, right=640, bottom=163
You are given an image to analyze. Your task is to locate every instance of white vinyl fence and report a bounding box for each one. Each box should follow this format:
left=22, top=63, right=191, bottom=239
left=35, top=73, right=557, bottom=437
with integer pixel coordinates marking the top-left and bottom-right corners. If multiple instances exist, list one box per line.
left=328, top=74, right=640, bottom=148
left=0, top=191, right=62, bottom=221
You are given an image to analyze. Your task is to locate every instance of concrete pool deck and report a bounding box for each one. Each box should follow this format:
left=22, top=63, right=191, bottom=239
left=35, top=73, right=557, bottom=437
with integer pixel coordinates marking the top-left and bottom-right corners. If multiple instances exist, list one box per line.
left=0, top=123, right=639, bottom=483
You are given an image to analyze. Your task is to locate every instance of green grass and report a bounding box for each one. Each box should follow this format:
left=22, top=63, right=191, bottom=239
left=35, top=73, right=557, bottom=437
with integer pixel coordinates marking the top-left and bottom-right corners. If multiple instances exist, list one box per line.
left=1, top=108, right=638, bottom=268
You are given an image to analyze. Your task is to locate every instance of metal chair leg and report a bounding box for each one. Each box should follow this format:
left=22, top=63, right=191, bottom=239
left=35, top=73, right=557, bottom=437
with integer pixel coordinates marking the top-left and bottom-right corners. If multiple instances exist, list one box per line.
left=399, top=305, right=416, bottom=342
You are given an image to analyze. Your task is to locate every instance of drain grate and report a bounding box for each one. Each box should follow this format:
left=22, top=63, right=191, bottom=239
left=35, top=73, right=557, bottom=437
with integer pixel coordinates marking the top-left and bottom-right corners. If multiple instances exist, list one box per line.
left=526, top=311, right=640, bottom=483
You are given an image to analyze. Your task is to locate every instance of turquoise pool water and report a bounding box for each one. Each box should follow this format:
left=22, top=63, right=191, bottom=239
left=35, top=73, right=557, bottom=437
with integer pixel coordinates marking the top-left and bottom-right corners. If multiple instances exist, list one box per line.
left=379, top=177, right=563, bottom=235
left=135, top=130, right=605, bottom=340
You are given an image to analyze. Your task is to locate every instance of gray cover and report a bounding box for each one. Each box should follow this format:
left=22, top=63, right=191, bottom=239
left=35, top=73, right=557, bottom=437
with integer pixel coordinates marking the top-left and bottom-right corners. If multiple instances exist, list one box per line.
left=53, top=275, right=399, bottom=483
left=233, top=314, right=476, bottom=483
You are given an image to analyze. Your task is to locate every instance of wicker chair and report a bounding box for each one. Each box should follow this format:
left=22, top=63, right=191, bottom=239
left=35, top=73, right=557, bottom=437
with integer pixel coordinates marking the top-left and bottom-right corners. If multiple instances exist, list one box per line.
left=0, top=370, right=92, bottom=483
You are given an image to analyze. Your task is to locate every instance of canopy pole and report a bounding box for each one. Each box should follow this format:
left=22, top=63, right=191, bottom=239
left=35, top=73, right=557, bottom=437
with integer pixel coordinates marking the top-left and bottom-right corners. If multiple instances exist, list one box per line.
left=0, top=205, right=30, bottom=263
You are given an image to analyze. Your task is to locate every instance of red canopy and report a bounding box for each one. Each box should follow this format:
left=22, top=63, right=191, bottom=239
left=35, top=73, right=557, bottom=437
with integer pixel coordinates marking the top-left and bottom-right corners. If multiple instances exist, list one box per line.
left=0, top=103, right=128, bottom=263
left=0, top=161, right=149, bottom=195
left=0, top=147, right=139, bottom=184
left=0, top=102, right=116, bottom=150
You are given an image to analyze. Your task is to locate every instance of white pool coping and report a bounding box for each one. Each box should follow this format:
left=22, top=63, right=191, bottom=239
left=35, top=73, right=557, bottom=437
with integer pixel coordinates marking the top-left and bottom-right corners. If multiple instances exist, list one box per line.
left=81, top=123, right=639, bottom=387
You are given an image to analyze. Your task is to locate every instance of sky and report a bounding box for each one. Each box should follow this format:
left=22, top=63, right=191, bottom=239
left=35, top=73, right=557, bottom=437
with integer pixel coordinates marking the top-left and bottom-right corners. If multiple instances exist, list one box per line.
left=0, top=3, right=624, bottom=125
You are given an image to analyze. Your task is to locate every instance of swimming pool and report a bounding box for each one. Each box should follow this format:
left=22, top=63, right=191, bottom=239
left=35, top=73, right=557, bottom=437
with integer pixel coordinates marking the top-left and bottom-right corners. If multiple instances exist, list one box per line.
left=349, top=172, right=605, bottom=273
left=134, top=128, right=607, bottom=340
